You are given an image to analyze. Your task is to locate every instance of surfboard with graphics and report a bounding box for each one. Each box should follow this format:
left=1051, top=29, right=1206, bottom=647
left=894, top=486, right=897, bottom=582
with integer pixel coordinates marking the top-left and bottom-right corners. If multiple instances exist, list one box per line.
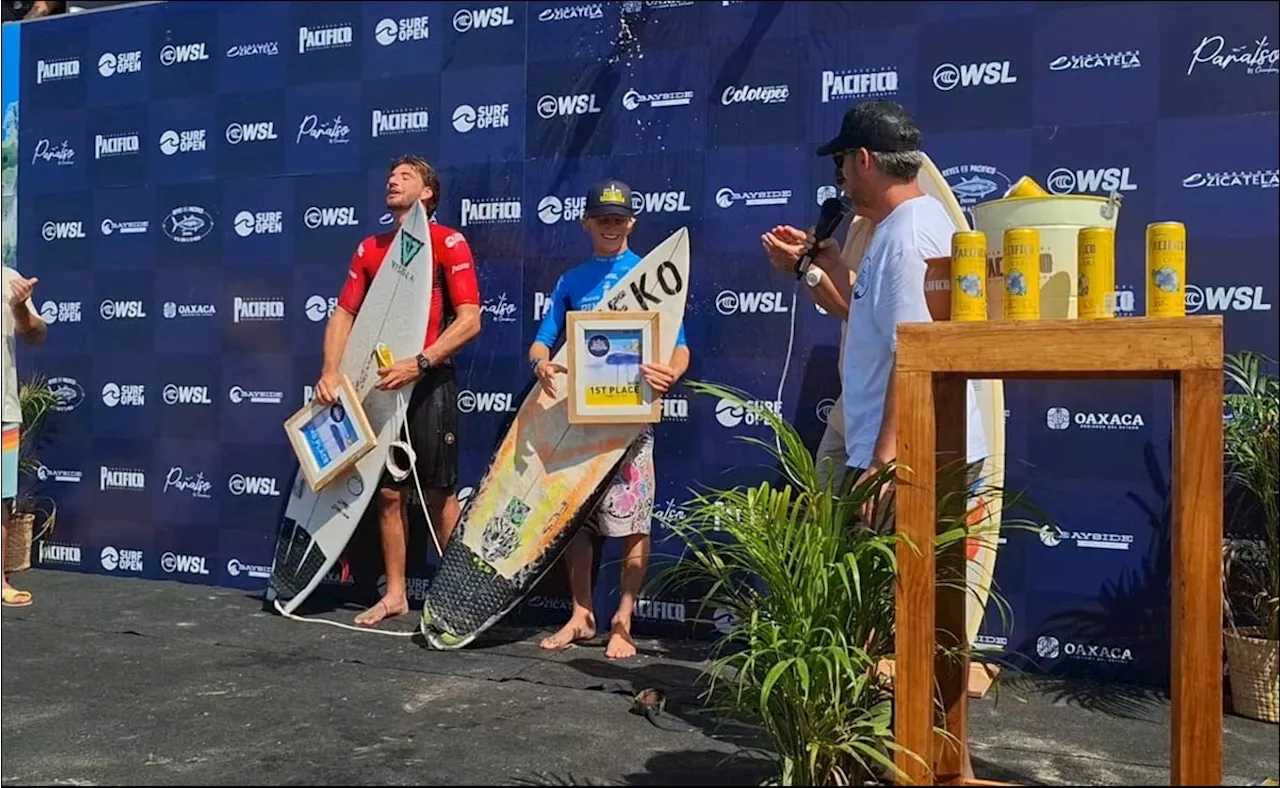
left=265, top=200, right=434, bottom=616
left=419, top=227, right=691, bottom=650
left=917, top=154, right=1009, bottom=649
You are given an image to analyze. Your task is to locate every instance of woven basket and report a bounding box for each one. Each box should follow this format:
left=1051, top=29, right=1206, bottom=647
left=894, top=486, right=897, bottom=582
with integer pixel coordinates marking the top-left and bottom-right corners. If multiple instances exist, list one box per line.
left=1225, top=626, right=1279, bottom=724
left=3, top=497, right=56, bottom=574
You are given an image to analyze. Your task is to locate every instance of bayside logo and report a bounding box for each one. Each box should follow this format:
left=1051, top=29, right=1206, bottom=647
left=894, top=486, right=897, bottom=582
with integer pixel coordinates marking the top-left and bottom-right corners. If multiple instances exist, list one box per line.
left=298, top=24, right=354, bottom=54
left=453, top=6, right=514, bottom=33
left=933, top=61, right=1017, bottom=91
left=1185, top=284, right=1272, bottom=313
left=1038, top=524, right=1133, bottom=552
left=1046, top=167, right=1137, bottom=195
left=1187, top=35, right=1278, bottom=77
left=228, top=385, right=283, bottom=405
left=537, top=93, right=601, bottom=119
left=372, top=107, right=431, bottom=138
left=100, top=218, right=149, bottom=236
left=720, top=83, right=789, bottom=106
left=622, top=88, right=694, bottom=111
left=374, top=15, right=430, bottom=46
left=461, top=197, right=521, bottom=227
left=233, top=296, right=285, bottom=323
left=715, top=187, right=791, bottom=208
left=1049, top=50, right=1141, bottom=71
left=36, top=57, right=80, bottom=84
left=97, top=51, right=142, bottom=78
left=821, top=69, right=898, bottom=103
left=452, top=103, right=510, bottom=133
left=1045, top=406, right=1144, bottom=431
left=538, top=3, right=603, bottom=22
left=159, top=43, right=209, bottom=66
left=159, top=129, right=207, bottom=155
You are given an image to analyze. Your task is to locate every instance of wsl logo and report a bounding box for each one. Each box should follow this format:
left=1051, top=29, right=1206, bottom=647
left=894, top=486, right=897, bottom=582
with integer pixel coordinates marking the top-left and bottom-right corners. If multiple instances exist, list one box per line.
left=453, top=6, right=514, bottom=32
left=933, top=61, right=1017, bottom=91
left=456, top=389, right=516, bottom=413
left=630, top=190, right=691, bottom=215
left=1046, top=167, right=1137, bottom=195
left=159, top=43, right=209, bottom=66
left=536, top=93, right=601, bottom=119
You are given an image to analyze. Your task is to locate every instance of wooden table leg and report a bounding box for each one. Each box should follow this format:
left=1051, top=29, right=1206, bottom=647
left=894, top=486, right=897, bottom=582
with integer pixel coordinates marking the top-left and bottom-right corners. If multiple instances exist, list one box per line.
left=933, top=376, right=970, bottom=783
left=896, top=370, right=938, bottom=785
left=1171, top=369, right=1224, bottom=785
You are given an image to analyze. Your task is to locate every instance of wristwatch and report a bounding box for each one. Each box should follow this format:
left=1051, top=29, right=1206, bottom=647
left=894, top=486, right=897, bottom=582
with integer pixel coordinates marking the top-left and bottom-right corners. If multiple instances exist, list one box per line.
left=416, top=352, right=432, bottom=374
left=804, top=267, right=825, bottom=288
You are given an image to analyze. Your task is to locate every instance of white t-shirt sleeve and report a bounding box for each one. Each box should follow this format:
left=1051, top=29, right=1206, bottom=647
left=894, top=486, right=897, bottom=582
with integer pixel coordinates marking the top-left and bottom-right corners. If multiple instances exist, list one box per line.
left=871, top=251, right=932, bottom=350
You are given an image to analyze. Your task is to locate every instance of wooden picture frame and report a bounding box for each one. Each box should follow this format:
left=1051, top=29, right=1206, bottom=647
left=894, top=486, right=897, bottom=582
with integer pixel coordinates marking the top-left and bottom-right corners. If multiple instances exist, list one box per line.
left=283, top=373, right=378, bottom=492
left=565, top=311, right=662, bottom=425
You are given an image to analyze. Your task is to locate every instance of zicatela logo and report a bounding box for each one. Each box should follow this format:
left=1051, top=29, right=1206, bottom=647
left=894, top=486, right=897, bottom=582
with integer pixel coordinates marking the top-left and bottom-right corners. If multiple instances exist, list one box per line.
left=1181, top=169, right=1279, bottom=191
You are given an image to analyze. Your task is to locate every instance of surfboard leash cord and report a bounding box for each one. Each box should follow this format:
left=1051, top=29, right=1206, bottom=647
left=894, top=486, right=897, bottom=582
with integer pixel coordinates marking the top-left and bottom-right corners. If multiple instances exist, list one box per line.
left=272, top=390, right=443, bottom=638
left=774, top=282, right=800, bottom=460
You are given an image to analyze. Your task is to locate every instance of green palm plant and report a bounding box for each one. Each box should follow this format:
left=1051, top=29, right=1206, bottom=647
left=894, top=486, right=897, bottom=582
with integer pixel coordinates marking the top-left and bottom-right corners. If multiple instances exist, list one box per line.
left=648, top=380, right=1019, bottom=786
left=17, top=373, right=62, bottom=481
left=1222, top=351, right=1279, bottom=642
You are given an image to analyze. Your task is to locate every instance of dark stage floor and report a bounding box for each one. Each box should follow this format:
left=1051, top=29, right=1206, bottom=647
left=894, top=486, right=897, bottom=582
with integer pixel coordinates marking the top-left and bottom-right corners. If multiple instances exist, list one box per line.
left=1, top=570, right=1276, bottom=785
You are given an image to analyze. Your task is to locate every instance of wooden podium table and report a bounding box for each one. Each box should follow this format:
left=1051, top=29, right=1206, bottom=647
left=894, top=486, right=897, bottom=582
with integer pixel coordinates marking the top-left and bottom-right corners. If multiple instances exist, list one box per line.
left=891, top=317, right=1224, bottom=786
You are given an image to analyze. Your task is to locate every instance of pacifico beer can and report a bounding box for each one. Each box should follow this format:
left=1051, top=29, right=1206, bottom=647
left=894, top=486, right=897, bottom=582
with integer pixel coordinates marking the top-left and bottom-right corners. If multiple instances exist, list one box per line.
left=951, top=231, right=987, bottom=322
left=1077, top=226, right=1116, bottom=320
left=1146, top=221, right=1187, bottom=318
left=1002, top=227, right=1041, bottom=321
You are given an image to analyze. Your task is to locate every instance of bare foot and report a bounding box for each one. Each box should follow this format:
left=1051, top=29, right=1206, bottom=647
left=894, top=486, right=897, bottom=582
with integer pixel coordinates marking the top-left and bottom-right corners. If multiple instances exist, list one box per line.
left=540, top=615, right=596, bottom=650
left=605, top=620, right=637, bottom=660
left=353, top=596, right=408, bottom=627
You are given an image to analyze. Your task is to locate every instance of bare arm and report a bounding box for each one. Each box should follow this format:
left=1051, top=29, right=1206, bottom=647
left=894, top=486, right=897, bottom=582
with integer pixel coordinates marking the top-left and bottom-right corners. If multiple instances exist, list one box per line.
left=668, top=345, right=690, bottom=379
left=26, top=1, right=65, bottom=17
left=869, top=359, right=898, bottom=469
left=528, top=341, right=552, bottom=368
left=423, top=304, right=481, bottom=366
left=321, top=307, right=356, bottom=376
left=14, top=302, right=47, bottom=348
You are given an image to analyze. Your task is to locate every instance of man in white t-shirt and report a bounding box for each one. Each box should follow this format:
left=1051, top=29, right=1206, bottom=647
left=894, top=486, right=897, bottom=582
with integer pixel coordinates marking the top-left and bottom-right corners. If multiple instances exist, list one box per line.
left=2, top=266, right=47, bottom=607
left=809, top=100, right=988, bottom=521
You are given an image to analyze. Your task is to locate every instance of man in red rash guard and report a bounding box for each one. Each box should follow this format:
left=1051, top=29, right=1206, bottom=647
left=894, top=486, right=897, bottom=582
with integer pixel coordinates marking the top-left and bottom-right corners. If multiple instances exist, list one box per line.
left=314, top=154, right=482, bottom=628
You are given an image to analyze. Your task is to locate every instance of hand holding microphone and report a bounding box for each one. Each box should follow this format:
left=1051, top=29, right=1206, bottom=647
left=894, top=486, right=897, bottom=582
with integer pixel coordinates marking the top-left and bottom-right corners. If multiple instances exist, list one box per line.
left=793, top=197, right=848, bottom=280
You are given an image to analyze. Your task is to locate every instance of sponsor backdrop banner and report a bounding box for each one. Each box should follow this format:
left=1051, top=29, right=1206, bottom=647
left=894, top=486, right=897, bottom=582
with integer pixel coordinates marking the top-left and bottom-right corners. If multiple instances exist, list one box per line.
left=7, top=1, right=1278, bottom=683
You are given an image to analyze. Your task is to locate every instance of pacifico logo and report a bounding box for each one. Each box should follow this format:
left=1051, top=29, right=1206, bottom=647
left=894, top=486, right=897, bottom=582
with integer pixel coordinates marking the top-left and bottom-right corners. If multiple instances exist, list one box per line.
left=820, top=69, right=898, bottom=103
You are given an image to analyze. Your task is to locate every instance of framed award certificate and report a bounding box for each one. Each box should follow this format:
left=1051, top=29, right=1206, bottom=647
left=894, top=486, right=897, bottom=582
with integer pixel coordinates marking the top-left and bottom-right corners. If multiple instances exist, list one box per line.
left=565, top=310, right=662, bottom=425
left=283, top=374, right=377, bottom=492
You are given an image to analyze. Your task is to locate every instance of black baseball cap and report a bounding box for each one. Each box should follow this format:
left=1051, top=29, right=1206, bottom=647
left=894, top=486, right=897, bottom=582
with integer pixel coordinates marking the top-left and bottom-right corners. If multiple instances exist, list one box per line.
left=815, top=99, right=922, bottom=157
left=584, top=179, right=635, bottom=218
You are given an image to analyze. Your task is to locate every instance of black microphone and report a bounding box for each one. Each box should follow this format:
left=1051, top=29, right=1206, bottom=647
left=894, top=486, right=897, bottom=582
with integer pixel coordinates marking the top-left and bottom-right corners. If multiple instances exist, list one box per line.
left=794, top=196, right=849, bottom=279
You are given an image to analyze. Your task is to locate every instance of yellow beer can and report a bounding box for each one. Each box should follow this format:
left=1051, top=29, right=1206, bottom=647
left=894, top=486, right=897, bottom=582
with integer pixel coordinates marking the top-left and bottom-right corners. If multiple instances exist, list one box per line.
left=1146, top=221, right=1187, bottom=318
left=951, top=231, right=987, bottom=322
left=374, top=342, right=394, bottom=368
left=1077, top=226, right=1116, bottom=320
left=1002, top=227, right=1041, bottom=321
left=1005, top=175, right=1050, bottom=199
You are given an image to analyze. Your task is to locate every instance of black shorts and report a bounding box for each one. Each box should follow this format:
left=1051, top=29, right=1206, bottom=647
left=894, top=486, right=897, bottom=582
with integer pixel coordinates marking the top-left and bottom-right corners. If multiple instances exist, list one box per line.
left=379, top=366, right=459, bottom=492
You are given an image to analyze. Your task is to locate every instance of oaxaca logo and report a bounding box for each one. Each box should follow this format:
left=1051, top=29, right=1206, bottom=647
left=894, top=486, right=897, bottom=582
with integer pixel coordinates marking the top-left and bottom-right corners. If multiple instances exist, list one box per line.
left=1045, top=406, right=1144, bottom=431
left=1045, top=167, right=1137, bottom=195
left=159, top=42, right=208, bottom=66
left=298, top=24, right=353, bottom=54
left=305, top=295, right=337, bottom=322
left=100, top=546, right=144, bottom=572
left=537, top=93, right=601, bottom=119
left=933, top=61, right=1017, bottom=90
left=1035, top=635, right=1132, bottom=664
left=714, top=397, right=782, bottom=428
left=820, top=69, right=898, bottom=103
left=454, top=6, right=514, bottom=33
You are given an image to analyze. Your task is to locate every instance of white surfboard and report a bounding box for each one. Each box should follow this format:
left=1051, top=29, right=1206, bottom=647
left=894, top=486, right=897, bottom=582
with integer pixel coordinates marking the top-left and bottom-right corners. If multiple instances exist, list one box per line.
left=419, top=227, right=691, bottom=649
left=268, top=200, right=434, bottom=615
left=917, top=153, right=1009, bottom=649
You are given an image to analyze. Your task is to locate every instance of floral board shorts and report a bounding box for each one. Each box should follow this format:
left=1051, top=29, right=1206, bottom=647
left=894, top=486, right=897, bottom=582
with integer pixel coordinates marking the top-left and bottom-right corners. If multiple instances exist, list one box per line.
left=586, top=426, right=656, bottom=538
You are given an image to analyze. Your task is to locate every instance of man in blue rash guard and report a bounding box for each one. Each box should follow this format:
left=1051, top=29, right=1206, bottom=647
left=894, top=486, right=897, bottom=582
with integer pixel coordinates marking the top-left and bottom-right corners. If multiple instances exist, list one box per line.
left=526, top=178, right=690, bottom=660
